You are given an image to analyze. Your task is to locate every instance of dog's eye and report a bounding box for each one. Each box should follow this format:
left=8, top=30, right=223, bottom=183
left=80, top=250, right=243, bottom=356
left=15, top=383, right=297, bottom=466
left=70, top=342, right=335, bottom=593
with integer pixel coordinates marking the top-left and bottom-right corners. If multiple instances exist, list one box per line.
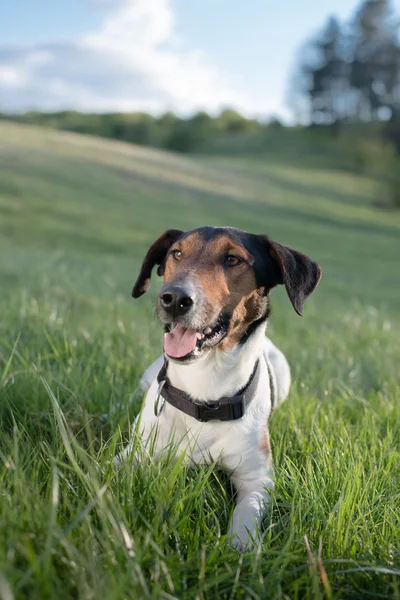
left=171, top=249, right=182, bottom=261
left=225, top=255, right=242, bottom=266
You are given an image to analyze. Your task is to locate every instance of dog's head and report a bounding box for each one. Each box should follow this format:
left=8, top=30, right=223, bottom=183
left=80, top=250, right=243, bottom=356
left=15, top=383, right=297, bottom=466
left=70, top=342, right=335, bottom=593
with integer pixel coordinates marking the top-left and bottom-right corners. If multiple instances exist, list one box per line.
left=132, top=227, right=322, bottom=363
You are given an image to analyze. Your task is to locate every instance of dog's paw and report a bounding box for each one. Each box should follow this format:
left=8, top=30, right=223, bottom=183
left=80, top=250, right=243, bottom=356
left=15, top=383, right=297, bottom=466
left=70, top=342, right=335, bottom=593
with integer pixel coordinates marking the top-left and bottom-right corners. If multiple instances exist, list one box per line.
left=229, top=536, right=247, bottom=553
left=227, top=524, right=256, bottom=553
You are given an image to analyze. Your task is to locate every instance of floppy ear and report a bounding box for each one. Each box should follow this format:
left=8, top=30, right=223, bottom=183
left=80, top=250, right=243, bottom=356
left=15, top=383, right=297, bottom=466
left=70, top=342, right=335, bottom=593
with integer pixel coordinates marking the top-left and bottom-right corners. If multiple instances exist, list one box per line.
left=132, top=229, right=184, bottom=298
left=265, top=239, right=322, bottom=316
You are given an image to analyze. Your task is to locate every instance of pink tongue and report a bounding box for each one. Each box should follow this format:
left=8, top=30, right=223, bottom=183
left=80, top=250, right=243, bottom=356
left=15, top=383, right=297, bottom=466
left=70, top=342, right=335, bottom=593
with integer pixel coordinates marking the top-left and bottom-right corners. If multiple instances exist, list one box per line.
left=164, top=324, right=198, bottom=358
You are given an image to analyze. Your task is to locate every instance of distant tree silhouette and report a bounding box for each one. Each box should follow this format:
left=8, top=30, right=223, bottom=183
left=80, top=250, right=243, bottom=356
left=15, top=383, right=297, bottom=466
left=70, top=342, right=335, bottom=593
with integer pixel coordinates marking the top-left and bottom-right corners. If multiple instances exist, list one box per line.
left=350, top=0, right=400, bottom=119
left=290, top=0, right=400, bottom=138
left=308, top=17, right=349, bottom=126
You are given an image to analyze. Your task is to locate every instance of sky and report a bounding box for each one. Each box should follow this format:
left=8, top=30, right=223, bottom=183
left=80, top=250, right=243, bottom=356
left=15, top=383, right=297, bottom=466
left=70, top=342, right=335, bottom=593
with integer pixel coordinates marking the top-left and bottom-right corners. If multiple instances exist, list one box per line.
left=1, top=0, right=400, bottom=121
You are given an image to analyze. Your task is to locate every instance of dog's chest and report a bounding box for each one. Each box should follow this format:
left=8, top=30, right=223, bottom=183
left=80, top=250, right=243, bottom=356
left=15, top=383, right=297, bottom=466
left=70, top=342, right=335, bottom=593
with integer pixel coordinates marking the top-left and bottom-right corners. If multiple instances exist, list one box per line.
left=149, top=378, right=269, bottom=468
left=162, top=406, right=251, bottom=465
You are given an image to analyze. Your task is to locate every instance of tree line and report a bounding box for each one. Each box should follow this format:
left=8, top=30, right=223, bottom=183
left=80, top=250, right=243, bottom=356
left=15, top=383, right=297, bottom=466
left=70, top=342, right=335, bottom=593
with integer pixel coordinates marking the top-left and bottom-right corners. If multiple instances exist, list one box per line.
left=0, top=109, right=282, bottom=153
left=290, top=0, right=400, bottom=151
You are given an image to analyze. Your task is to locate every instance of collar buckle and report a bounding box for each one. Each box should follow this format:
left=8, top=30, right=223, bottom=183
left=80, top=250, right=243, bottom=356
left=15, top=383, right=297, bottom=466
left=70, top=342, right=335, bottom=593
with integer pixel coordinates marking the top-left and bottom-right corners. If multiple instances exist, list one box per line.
left=194, top=396, right=246, bottom=422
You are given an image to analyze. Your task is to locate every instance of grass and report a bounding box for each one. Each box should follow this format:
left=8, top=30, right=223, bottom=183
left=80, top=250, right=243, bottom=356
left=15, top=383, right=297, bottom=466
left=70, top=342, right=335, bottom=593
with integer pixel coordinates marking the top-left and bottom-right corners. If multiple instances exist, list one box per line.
left=0, top=121, right=399, bottom=599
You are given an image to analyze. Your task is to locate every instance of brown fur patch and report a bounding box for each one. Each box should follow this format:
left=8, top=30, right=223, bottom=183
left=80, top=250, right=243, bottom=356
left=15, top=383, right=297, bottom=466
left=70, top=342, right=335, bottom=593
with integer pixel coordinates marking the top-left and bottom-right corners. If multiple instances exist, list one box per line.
left=219, top=289, right=267, bottom=350
left=260, top=428, right=271, bottom=455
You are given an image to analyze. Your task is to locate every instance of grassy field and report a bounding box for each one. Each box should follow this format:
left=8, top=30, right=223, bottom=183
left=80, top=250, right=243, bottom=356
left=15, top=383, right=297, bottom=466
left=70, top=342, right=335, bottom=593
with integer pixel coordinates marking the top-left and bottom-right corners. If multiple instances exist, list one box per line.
left=0, top=121, right=399, bottom=599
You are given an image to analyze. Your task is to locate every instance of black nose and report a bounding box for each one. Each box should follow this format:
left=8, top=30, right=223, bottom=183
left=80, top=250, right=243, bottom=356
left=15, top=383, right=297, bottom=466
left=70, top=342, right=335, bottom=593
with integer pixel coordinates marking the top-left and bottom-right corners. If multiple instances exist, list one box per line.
left=160, top=284, right=194, bottom=317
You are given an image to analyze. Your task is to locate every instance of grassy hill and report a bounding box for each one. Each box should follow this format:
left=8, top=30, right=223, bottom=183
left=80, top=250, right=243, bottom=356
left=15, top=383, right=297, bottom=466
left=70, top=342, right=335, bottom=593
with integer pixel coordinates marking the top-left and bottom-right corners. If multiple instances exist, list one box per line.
left=0, top=122, right=399, bottom=599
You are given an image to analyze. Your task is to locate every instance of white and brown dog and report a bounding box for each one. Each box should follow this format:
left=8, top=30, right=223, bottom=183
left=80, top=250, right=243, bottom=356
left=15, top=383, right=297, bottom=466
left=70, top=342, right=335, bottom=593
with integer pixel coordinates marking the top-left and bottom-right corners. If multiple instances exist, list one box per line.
left=122, top=226, right=321, bottom=551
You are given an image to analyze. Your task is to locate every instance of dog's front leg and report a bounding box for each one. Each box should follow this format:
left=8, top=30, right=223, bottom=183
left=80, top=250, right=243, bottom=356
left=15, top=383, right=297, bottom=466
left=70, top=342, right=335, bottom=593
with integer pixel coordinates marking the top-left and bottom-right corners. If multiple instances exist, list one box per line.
left=113, top=414, right=168, bottom=469
left=227, top=467, right=274, bottom=552
left=114, top=379, right=184, bottom=469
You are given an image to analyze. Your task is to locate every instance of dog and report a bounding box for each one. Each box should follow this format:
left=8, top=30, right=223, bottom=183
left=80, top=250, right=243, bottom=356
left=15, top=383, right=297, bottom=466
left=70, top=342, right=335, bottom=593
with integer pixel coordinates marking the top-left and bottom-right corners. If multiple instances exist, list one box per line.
left=120, top=226, right=321, bottom=551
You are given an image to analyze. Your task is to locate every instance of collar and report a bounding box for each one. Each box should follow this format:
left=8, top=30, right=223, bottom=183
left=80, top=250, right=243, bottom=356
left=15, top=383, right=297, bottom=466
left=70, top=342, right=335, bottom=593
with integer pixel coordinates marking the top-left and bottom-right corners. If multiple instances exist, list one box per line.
left=155, top=359, right=260, bottom=422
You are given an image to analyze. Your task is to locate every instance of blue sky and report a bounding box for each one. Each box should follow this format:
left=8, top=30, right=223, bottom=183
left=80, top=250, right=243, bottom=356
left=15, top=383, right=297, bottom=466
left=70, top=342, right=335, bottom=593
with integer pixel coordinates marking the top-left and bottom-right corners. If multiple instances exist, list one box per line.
left=1, top=0, right=400, bottom=120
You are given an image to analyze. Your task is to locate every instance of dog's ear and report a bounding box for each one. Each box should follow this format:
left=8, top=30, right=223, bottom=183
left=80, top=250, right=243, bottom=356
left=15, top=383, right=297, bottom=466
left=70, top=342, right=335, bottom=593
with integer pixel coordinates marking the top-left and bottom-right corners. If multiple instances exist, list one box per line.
left=132, top=229, right=184, bottom=298
left=264, top=238, right=322, bottom=316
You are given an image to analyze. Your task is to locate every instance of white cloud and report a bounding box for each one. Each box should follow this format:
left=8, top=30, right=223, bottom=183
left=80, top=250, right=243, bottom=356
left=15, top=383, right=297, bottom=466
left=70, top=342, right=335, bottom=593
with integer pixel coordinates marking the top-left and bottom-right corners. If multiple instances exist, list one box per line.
left=0, top=66, right=27, bottom=87
left=0, top=0, right=260, bottom=115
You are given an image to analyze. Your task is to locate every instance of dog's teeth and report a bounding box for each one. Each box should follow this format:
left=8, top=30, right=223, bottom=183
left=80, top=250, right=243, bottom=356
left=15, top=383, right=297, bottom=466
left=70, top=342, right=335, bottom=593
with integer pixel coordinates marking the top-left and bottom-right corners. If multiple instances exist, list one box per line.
left=204, top=327, right=212, bottom=335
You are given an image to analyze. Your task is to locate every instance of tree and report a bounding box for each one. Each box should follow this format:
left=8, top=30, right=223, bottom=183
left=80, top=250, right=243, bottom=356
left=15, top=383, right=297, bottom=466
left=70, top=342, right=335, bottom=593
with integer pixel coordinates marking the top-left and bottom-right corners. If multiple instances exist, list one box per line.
left=288, top=0, right=400, bottom=130
left=217, top=109, right=260, bottom=134
left=310, top=17, right=350, bottom=125
left=350, top=0, right=400, bottom=119
left=290, top=17, right=350, bottom=127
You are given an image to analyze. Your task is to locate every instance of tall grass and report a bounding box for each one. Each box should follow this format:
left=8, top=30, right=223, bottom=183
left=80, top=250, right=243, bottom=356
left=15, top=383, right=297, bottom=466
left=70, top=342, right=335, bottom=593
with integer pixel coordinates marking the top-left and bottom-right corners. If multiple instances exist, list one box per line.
left=0, top=123, right=399, bottom=598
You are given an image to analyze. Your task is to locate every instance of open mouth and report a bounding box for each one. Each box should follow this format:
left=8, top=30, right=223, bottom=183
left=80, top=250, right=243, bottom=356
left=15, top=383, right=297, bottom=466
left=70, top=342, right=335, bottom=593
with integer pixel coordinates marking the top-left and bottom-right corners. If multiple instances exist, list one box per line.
left=164, top=317, right=228, bottom=361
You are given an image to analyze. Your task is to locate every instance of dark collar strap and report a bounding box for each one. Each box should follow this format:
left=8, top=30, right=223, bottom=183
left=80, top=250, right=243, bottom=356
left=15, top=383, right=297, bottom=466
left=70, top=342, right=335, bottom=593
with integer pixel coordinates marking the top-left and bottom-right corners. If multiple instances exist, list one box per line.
left=156, top=359, right=260, bottom=422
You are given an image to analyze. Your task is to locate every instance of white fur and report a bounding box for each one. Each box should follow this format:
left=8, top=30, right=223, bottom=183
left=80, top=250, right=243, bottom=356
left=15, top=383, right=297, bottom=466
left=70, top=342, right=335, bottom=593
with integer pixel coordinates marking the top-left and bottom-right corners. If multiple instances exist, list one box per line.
left=119, top=325, right=291, bottom=551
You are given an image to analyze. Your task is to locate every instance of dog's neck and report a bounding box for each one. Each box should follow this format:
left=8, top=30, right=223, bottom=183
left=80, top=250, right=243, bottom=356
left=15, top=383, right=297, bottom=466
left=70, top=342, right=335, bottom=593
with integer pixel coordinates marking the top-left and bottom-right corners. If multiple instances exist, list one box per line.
left=166, top=322, right=267, bottom=403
